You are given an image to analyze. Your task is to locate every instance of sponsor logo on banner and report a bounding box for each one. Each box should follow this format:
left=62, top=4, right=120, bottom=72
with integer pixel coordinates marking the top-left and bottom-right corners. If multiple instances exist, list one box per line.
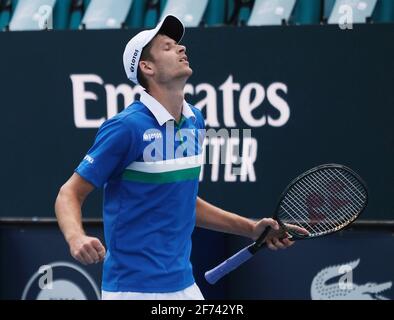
left=70, top=74, right=291, bottom=182
left=70, top=74, right=290, bottom=129
left=22, top=261, right=100, bottom=300
left=311, top=259, right=392, bottom=300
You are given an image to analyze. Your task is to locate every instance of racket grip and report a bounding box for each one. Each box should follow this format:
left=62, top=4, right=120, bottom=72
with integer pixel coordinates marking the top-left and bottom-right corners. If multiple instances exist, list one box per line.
left=205, top=245, right=254, bottom=285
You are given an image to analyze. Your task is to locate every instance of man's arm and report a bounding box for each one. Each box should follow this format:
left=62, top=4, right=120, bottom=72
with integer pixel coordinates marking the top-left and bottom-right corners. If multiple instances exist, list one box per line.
left=55, top=173, right=106, bottom=265
left=195, top=197, right=294, bottom=250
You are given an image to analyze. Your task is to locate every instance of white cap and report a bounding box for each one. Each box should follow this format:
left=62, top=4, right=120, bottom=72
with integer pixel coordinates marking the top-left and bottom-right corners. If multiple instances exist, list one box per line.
left=123, top=15, right=185, bottom=86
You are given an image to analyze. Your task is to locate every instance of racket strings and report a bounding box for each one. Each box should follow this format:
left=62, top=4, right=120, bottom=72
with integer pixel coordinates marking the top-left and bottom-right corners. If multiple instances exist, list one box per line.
left=283, top=169, right=366, bottom=234
left=299, top=172, right=359, bottom=232
left=302, top=172, right=359, bottom=224
left=321, top=169, right=366, bottom=213
left=331, top=169, right=366, bottom=205
left=285, top=182, right=339, bottom=233
left=284, top=170, right=363, bottom=233
left=282, top=175, right=350, bottom=233
left=282, top=186, right=332, bottom=234
left=278, top=168, right=367, bottom=237
left=292, top=177, right=346, bottom=226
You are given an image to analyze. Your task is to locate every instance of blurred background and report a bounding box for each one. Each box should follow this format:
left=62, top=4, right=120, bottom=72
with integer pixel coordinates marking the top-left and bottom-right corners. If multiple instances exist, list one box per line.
left=0, top=0, right=393, bottom=300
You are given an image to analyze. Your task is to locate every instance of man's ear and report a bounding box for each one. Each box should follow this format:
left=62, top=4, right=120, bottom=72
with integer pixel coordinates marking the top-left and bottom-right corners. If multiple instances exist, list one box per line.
left=139, top=60, right=154, bottom=76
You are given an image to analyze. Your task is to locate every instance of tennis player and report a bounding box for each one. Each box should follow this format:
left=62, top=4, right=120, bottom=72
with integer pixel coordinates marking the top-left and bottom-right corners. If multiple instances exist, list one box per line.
left=55, top=15, right=297, bottom=300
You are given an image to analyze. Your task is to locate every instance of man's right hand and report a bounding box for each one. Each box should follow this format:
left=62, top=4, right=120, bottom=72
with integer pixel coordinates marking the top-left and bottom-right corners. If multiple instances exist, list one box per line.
left=68, top=235, right=106, bottom=265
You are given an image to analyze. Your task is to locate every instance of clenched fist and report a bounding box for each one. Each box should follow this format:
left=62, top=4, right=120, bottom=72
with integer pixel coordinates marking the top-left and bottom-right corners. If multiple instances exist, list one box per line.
left=69, top=235, right=106, bottom=265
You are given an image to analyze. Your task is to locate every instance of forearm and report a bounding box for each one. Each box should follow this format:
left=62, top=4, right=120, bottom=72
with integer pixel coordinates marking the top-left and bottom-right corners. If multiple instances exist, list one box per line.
left=55, top=187, right=85, bottom=244
left=195, top=197, right=256, bottom=239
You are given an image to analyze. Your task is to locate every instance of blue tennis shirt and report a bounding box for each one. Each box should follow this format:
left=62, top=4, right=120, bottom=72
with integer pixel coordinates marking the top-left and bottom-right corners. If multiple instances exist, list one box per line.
left=76, top=91, right=205, bottom=292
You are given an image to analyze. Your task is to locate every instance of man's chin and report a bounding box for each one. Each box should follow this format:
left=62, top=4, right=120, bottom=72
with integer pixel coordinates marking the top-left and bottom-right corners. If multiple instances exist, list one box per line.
left=177, top=68, right=193, bottom=81
left=184, top=67, right=193, bottom=76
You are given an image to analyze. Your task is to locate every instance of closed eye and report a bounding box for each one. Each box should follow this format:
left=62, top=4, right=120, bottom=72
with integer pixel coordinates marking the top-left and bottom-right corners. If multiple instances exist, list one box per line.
left=163, top=41, right=176, bottom=51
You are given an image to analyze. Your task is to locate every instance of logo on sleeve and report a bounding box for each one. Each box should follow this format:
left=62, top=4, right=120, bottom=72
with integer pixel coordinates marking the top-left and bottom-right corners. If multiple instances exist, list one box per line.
left=83, top=155, right=94, bottom=164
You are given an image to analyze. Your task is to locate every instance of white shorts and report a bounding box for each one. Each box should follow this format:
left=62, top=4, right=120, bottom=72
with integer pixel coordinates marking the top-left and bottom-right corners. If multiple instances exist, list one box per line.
left=101, top=283, right=204, bottom=300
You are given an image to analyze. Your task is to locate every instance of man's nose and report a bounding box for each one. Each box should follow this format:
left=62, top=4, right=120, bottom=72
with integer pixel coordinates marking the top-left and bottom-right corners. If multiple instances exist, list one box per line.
left=178, top=45, right=186, bottom=53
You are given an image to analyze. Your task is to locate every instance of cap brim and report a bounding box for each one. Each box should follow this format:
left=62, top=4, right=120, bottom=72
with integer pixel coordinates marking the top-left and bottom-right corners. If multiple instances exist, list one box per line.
left=157, top=15, right=184, bottom=44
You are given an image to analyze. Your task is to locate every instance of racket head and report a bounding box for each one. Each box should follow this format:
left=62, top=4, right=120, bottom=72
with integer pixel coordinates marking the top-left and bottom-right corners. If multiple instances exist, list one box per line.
left=273, top=164, right=368, bottom=240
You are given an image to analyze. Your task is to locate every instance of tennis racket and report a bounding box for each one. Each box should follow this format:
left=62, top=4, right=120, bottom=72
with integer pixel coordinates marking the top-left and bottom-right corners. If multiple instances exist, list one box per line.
left=205, top=164, right=368, bottom=285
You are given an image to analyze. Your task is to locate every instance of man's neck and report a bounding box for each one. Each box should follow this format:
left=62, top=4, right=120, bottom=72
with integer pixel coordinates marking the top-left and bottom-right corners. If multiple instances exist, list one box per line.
left=148, top=84, right=185, bottom=123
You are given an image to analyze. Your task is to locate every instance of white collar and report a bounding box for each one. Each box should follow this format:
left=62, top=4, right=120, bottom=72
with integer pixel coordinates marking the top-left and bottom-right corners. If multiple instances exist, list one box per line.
left=140, top=91, right=196, bottom=126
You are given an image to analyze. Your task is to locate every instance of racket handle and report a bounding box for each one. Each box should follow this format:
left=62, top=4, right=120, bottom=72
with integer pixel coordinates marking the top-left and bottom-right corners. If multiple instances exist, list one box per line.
left=205, top=244, right=254, bottom=285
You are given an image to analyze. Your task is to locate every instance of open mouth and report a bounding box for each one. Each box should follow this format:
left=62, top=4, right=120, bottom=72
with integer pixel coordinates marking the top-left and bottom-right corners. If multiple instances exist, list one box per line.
left=179, top=56, right=188, bottom=63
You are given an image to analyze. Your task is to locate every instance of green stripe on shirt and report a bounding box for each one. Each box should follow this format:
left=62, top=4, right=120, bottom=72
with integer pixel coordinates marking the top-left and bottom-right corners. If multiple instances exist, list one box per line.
left=122, top=166, right=201, bottom=184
